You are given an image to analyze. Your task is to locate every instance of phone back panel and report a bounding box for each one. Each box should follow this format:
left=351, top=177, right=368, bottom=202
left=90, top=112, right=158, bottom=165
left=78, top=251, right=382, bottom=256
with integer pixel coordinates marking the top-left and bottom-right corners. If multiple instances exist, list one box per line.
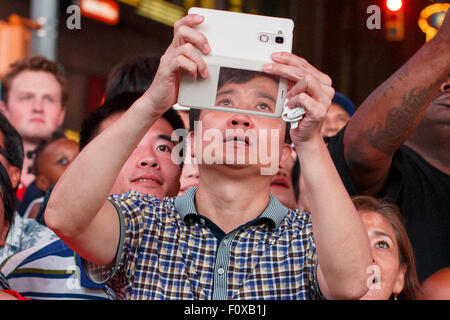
left=178, top=8, right=294, bottom=118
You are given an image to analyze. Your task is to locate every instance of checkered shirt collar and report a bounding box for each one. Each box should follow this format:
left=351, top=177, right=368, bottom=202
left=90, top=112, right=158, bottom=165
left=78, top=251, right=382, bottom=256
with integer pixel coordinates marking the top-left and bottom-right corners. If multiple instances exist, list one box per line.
left=174, top=186, right=289, bottom=229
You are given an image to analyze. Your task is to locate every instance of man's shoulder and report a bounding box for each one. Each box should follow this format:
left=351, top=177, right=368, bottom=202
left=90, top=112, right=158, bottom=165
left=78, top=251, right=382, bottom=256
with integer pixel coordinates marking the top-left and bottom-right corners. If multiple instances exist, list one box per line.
left=108, top=191, right=178, bottom=219
left=281, top=208, right=314, bottom=234
left=109, top=191, right=176, bottom=208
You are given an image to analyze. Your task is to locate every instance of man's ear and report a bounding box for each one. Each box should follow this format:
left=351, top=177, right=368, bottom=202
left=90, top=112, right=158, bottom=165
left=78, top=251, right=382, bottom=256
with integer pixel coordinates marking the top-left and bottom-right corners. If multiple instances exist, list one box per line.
left=393, top=264, right=407, bottom=297
left=280, top=143, right=294, bottom=167
left=0, top=220, right=10, bottom=246
left=35, top=174, right=51, bottom=192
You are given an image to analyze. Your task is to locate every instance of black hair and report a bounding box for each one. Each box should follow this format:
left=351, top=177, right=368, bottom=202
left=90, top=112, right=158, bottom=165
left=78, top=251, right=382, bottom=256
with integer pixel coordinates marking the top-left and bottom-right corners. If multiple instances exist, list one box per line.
left=104, top=55, right=161, bottom=101
left=79, top=92, right=185, bottom=161
left=0, top=161, right=16, bottom=231
left=31, top=131, right=67, bottom=176
left=217, top=67, right=279, bottom=92
left=0, top=112, right=24, bottom=171
left=291, top=156, right=300, bottom=202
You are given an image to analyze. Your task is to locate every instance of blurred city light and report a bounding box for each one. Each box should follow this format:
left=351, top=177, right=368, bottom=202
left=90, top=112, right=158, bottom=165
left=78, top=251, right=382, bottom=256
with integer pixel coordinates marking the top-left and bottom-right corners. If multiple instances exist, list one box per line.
left=386, top=0, right=403, bottom=12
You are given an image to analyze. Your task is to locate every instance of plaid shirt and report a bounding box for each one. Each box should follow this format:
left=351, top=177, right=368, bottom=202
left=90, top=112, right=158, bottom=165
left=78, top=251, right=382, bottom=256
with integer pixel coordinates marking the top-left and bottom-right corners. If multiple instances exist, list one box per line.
left=83, top=187, right=324, bottom=300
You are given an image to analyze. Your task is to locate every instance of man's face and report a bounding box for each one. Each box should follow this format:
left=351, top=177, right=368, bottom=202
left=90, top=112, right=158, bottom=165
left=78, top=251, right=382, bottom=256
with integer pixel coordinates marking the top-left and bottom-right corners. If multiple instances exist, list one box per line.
left=2, top=71, right=66, bottom=143
left=321, top=103, right=351, bottom=138
left=420, top=77, right=450, bottom=134
left=104, top=114, right=181, bottom=198
left=215, top=77, right=278, bottom=114
left=193, top=76, right=286, bottom=175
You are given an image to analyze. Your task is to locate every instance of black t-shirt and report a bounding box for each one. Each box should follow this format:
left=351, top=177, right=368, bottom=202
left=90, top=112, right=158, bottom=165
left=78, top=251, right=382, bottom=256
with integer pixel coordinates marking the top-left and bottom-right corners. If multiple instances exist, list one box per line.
left=328, top=127, right=450, bottom=282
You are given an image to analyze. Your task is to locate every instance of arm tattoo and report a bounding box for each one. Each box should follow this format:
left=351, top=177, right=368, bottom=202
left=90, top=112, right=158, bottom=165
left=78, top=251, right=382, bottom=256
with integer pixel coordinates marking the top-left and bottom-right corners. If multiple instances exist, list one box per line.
left=364, top=86, right=429, bottom=154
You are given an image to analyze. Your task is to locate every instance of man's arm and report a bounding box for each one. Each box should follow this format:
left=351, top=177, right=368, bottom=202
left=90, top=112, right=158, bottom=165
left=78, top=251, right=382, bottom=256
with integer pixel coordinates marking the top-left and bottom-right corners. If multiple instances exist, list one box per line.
left=264, top=53, right=372, bottom=299
left=344, top=11, right=450, bottom=195
left=45, top=14, right=210, bottom=267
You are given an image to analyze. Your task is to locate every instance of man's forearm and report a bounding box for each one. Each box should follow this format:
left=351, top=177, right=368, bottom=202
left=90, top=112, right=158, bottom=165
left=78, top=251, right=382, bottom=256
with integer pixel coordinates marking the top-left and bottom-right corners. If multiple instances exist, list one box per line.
left=45, top=97, right=159, bottom=236
left=346, top=34, right=450, bottom=155
left=297, top=138, right=372, bottom=299
left=346, top=32, right=450, bottom=157
left=342, top=27, right=450, bottom=195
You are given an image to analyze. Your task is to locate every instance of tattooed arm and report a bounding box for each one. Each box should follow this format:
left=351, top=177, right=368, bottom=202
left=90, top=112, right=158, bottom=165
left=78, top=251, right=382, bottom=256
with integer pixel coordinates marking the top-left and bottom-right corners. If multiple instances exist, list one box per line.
left=343, top=11, right=450, bottom=195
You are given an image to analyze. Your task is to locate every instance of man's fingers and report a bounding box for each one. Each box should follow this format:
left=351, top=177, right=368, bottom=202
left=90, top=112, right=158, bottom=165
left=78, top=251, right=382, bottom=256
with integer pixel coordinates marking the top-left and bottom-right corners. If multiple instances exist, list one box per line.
left=175, top=43, right=209, bottom=78
left=287, top=75, right=334, bottom=103
left=174, top=24, right=210, bottom=55
left=172, top=15, right=210, bottom=55
left=263, top=62, right=304, bottom=83
left=170, top=54, right=199, bottom=79
left=271, top=52, right=332, bottom=86
left=162, top=41, right=209, bottom=79
left=174, top=14, right=204, bottom=34
left=286, top=92, right=327, bottom=121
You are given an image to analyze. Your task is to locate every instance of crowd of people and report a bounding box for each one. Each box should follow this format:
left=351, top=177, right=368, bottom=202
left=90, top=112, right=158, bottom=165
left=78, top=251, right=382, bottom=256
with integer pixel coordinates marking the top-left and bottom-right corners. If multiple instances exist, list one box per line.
left=0, top=11, right=448, bottom=300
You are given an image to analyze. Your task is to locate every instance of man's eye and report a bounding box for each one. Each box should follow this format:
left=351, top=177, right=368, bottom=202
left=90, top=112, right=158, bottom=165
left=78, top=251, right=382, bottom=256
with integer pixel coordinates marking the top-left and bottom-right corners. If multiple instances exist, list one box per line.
left=57, top=158, right=69, bottom=165
left=375, top=241, right=389, bottom=249
left=156, top=145, right=171, bottom=152
left=256, top=104, right=271, bottom=112
left=44, top=96, right=55, bottom=102
left=218, top=99, right=232, bottom=107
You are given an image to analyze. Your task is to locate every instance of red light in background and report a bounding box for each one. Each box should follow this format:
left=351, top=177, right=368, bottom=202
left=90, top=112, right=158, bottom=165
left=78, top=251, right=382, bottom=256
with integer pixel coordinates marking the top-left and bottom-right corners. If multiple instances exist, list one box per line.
left=386, top=0, right=403, bottom=12
left=80, top=0, right=120, bottom=25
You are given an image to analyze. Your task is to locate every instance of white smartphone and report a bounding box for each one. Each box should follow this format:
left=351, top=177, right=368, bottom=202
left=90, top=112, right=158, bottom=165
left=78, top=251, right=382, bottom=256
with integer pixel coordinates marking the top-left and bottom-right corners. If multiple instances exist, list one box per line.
left=177, top=7, right=294, bottom=118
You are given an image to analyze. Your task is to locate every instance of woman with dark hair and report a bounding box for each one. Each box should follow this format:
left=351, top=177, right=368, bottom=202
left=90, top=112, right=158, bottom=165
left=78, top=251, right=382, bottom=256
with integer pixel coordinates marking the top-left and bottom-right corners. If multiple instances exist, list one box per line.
left=0, top=162, right=17, bottom=247
left=353, top=195, right=421, bottom=300
left=0, top=161, right=25, bottom=299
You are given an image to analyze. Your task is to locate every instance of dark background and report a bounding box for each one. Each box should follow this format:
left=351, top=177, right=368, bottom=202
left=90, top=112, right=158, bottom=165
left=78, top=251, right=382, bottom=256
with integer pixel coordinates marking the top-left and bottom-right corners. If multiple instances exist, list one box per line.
left=0, top=0, right=442, bottom=131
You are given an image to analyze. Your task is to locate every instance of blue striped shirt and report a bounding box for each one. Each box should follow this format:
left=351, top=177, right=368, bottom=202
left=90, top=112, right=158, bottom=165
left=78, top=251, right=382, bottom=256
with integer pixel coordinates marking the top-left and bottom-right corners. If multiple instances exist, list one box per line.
left=0, top=239, right=113, bottom=300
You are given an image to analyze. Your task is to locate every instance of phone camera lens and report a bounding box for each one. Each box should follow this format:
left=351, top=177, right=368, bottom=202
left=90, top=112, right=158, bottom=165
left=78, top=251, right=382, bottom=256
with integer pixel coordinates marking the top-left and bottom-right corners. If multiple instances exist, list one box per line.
left=275, top=36, right=284, bottom=44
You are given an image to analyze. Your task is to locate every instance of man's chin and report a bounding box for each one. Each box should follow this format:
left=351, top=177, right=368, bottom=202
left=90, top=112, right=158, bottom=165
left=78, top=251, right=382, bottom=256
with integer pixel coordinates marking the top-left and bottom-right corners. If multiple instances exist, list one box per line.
left=22, top=130, right=54, bottom=143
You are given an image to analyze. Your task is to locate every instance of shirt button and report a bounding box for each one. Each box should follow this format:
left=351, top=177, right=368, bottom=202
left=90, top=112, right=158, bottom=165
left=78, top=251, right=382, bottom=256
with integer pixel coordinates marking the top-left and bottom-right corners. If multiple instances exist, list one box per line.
left=218, top=268, right=225, bottom=275
left=223, top=238, right=228, bottom=245
left=200, top=218, right=205, bottom=225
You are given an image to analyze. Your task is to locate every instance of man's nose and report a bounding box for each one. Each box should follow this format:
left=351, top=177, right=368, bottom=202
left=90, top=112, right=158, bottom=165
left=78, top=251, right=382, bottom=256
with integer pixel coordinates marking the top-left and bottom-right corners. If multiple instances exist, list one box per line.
left=227, top=114, right=254, bottom=129
left=138, top=154, right=159, bottom=169
left=32, top=99, right=44, bottom=112
left=440, top=78, right=450, bottom=93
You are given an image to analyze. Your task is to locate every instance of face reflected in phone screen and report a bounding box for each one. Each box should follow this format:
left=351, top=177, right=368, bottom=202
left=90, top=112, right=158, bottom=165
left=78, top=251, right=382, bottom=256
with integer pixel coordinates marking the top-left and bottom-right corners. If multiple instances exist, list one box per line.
left=215, top=67, right=280, bottom=114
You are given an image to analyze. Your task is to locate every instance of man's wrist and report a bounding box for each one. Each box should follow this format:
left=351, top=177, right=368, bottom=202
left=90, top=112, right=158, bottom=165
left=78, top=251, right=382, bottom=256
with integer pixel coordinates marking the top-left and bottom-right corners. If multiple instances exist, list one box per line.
left=294, top=135, right=327, bottom=158
left=132, top=95, right=165, bottom=123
